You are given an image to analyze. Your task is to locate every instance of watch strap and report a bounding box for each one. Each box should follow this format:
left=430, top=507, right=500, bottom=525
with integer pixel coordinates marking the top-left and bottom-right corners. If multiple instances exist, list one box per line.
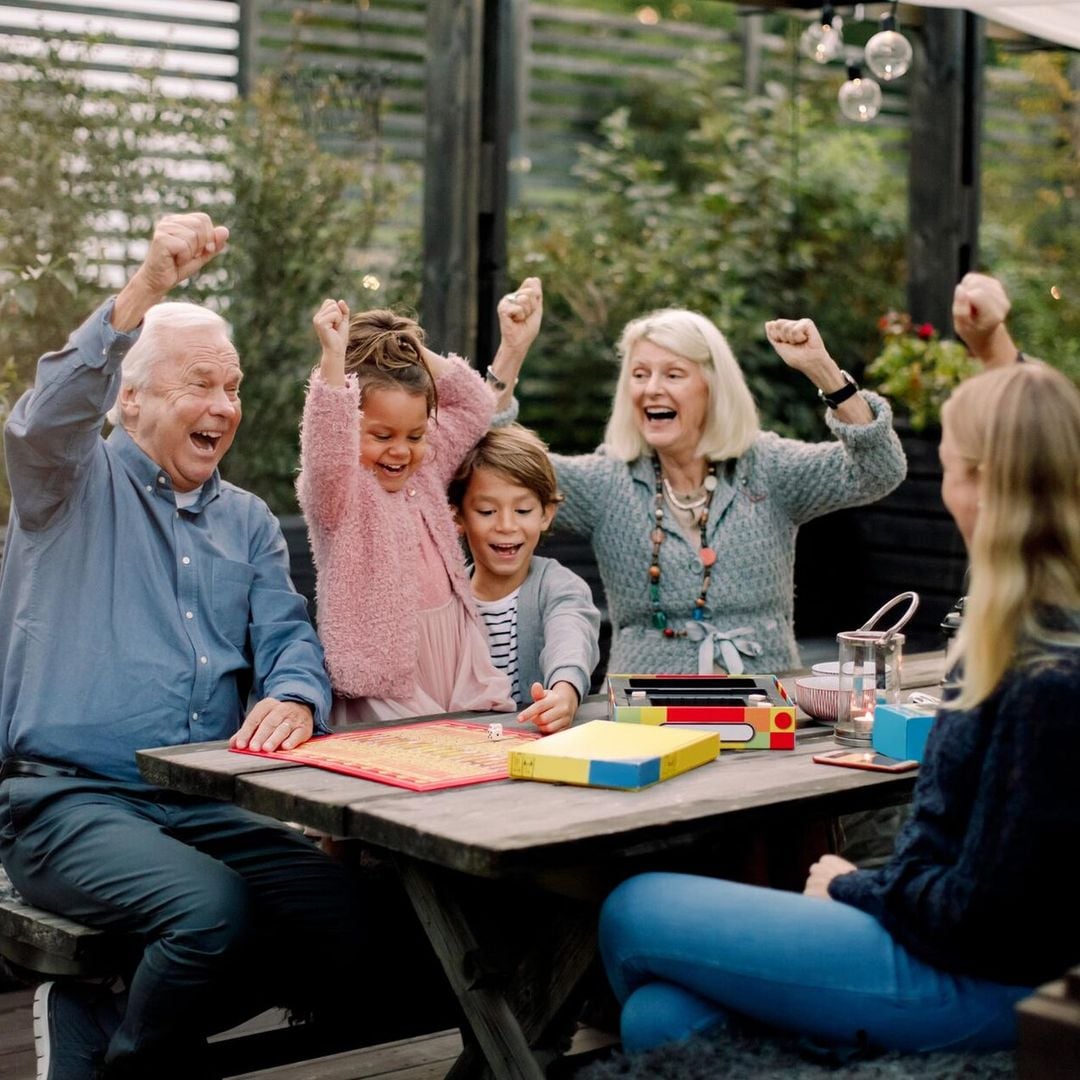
left=818, top=370, right=859, bottom=409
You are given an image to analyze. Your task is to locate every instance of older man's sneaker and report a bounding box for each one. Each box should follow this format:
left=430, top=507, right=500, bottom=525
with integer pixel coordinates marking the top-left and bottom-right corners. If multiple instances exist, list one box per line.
left=33, top=981, right=121, bottom=1080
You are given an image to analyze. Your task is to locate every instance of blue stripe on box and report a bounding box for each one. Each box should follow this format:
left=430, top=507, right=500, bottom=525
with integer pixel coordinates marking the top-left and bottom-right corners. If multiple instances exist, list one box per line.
left=589, top=757, right=661, bottom=789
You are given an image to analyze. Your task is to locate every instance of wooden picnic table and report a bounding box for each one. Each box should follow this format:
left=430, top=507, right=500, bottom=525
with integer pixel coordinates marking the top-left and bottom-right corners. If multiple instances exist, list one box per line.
left=137, top=652, right=947, bottom=1080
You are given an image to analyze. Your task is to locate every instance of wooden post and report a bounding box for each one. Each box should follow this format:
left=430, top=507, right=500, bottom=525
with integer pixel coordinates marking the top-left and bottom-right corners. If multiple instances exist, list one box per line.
left=740, top=12, right=765, bottom=96
left=907, top=10, right=985, bottom=330
left=476, top=0, right=523, bottom=371
left=422, top=0, right=484, bottom=357
left=236, top=0, right=256, bottom=97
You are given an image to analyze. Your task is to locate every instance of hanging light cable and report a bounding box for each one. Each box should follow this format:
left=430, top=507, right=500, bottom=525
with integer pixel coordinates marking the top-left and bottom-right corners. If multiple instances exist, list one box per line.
left=800, top=3, right=844, bottom=65
left=864, top=1, right=913, bottom=81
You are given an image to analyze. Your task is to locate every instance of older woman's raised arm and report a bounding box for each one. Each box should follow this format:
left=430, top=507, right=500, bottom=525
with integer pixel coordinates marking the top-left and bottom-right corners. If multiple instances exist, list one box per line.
left=485, top=276, right=544, bottom=416
left=764, top=317, right=874, bottom=426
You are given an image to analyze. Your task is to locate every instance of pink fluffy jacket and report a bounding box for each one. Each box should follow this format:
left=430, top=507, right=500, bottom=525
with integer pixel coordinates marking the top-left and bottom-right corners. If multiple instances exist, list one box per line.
left=297, top=356, right=496, bottom=698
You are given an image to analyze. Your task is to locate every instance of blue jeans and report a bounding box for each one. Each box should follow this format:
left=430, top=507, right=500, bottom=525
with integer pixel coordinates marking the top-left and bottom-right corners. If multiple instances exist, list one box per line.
left=599, top=872, right=1030, bottom=1054
left=0, top=775, right=362, bottom=1078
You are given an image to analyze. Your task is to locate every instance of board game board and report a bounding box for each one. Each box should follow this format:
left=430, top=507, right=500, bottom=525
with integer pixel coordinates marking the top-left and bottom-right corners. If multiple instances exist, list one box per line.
left=232, top=720, right=541, bottom=792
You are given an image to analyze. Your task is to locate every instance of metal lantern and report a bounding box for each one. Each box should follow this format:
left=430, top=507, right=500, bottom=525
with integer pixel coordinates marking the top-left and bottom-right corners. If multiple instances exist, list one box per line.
left=835, top=592, right=920, bottom=746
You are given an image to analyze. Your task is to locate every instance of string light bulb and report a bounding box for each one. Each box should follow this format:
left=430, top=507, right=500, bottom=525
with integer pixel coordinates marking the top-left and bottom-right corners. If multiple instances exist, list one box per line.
left=800, top=4, right=844, bottom=65
left=864, top=4, right=913, bottom=81
left=838, top=64, right=882, bottom=122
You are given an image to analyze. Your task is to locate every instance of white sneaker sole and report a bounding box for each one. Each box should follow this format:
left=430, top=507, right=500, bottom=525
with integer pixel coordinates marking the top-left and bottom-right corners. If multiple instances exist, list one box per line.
left=32, top=981, right=54, bottom=1080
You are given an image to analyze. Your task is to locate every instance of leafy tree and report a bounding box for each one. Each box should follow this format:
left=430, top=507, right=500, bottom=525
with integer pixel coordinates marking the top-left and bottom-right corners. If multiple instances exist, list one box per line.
left=982, top=53, right=1080, bottom=381
left=501, top=65, right=907, bottom=453
left=0, top=43, right=402, bottom=518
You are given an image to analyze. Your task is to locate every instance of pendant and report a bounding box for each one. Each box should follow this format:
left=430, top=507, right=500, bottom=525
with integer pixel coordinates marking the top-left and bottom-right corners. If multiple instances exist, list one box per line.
left=699, top=547, right=717, bottom=567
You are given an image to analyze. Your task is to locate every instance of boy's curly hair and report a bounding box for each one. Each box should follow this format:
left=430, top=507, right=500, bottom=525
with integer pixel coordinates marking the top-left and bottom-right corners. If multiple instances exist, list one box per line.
left=346, top=309, right=437, bottom=415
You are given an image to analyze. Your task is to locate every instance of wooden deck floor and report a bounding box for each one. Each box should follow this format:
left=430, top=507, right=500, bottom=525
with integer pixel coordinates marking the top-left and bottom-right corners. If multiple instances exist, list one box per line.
left=0, top=987, right=617, bottom=1079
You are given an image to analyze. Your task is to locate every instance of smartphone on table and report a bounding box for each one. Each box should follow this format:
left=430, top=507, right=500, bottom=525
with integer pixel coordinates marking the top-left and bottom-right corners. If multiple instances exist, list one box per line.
left=812, top=749, right=918, bottom=773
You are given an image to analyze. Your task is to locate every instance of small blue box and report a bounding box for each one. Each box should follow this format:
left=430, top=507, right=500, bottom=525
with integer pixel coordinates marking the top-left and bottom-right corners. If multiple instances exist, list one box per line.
left=872, top=703, right=936, bottom=763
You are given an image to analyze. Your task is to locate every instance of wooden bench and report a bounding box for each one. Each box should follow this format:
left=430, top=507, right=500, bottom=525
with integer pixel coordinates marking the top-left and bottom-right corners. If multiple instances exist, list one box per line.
left=0, top=862, right=456, bottom=1075
left=1017, top=965, right=1080, bottom=1079
left=0, top=865, right=134, bottom=982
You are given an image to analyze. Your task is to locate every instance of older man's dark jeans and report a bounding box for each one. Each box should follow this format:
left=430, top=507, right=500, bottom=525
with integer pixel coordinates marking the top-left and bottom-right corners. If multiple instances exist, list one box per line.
left=0, top=774, right=362, bottom=1078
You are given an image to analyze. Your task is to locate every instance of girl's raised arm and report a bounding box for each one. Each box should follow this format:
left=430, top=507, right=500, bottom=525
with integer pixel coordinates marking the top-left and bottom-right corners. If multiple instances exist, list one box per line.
left=313, top=298, right=350, bottom=387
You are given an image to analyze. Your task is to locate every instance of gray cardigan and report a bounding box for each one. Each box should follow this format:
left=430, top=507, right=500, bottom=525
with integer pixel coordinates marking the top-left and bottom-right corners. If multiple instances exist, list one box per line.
left=550, top=392, right=906, bottom=677
left=512, top=555, right=602, bottom=708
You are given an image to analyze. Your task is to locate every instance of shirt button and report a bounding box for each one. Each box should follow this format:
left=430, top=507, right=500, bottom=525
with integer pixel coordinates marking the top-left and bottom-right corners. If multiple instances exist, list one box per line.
left=182, top=557, right=191, bottom=565
left=146, top=485, right=153, bottom=492
left=192, top=712, right=198, bottom=720
left=185, top=611, right=194, bottom=619
left=200, top=656, right=208, bottom=664
left=158, top=476, right=167, bottom=485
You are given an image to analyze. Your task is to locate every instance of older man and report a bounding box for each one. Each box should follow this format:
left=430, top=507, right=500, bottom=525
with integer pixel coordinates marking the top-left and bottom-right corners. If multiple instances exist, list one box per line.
left=0, top=215, right=358, bottom=1079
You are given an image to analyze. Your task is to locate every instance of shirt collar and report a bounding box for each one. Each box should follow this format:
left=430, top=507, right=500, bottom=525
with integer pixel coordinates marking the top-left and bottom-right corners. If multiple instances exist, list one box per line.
left=107, top=426, right=221, bottom=512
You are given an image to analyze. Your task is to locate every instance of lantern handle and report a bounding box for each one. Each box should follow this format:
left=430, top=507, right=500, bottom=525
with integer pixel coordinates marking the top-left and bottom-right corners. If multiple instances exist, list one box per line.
left=859, top=591, right=920, bottom=642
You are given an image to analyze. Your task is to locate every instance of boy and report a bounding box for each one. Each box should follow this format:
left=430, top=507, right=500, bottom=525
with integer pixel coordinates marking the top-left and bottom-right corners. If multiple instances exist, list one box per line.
left=450, top=424, right=601, bottom=733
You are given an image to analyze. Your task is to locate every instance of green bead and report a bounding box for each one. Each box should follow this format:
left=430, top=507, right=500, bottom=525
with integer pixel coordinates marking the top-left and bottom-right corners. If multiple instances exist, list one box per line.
left=653, top=610, right=668, bottom=630
left=650, top=584, right=660, bottom=602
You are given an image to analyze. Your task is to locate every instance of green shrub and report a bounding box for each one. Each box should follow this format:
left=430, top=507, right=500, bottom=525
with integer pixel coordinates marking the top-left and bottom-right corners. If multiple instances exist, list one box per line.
left=0, top=42, right=404, bottom=518
left=503, top=66, right=908, bottom=452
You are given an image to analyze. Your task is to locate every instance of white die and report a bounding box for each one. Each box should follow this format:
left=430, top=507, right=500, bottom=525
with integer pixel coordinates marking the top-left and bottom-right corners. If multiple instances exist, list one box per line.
left=486, top=723, right=503, bottom=741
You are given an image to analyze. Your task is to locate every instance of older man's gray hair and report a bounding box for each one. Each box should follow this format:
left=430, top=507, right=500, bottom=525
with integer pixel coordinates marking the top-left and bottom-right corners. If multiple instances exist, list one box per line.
left=105, top=302, right=232, bottom=427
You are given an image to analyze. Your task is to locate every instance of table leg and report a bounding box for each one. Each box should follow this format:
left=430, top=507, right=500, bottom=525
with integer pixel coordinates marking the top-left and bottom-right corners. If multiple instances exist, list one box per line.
left=396, top=857, right=597, bottom=1080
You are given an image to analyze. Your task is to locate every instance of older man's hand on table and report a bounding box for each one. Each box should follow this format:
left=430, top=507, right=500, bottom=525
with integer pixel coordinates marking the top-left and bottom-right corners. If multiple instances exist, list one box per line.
left=231, top=698, right=315, bottom=752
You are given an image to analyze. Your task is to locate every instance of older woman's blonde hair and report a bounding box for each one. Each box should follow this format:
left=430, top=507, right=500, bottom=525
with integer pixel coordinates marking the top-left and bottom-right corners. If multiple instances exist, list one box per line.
left=602, top=308, right=760, bottom=462
left=943, top=362, right=1080, bottom=709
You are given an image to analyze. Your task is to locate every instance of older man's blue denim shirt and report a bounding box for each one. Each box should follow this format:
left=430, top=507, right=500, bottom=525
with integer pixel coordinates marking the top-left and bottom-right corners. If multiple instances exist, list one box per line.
left=0, top=300, right=330, bottom=783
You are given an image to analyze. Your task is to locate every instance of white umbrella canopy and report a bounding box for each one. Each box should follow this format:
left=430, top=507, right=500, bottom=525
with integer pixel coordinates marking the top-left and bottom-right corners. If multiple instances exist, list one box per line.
left=901, top=1, right=1080, bottom=50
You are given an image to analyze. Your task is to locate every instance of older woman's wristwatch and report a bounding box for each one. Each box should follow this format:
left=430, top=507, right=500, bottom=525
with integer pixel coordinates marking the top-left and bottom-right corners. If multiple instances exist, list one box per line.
left=818, top=371, right=859, bottom=409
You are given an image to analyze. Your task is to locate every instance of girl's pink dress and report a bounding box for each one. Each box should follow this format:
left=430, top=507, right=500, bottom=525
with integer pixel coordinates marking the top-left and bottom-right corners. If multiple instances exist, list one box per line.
left=333, top=510, right=511, bottom=725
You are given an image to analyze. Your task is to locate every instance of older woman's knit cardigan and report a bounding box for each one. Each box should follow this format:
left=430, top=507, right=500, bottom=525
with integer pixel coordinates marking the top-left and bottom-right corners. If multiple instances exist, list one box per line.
left=549, top=392, right=907, bottom=676
left=297, top=357, right=495, bottom=699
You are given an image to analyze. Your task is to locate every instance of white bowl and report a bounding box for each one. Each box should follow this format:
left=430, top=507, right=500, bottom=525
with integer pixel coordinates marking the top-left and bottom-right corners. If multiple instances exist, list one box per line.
left=795, top=675, right=842, bottom=724
left=795, top=675, right=842, bottom=723
left=811, top=661, right=861, bottom=676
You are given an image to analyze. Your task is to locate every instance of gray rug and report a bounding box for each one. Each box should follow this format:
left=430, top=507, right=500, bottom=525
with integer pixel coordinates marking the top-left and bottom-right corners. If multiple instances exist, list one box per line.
left=574, top=1033, right=1015, bottom=1079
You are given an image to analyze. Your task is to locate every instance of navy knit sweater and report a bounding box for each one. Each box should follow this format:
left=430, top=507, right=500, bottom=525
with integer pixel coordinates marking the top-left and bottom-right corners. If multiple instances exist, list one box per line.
left=830, top=636, right=1080, bottom=986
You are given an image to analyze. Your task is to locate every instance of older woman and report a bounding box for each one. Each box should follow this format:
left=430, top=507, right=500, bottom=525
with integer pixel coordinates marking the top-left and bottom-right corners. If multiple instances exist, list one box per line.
left=488, top=282, right=906, bottom=675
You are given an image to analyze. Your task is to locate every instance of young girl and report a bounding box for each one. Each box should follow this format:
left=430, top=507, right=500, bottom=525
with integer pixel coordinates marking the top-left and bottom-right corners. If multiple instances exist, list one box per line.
left=298, top=298, right=516, bottom=724
left=598, top=357, right=1080, bottom=1055
left=449, top=424, right=601, bottom=734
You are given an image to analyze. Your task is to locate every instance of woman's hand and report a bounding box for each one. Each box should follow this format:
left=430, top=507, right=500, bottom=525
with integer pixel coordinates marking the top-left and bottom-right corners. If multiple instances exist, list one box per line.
left=952, top=272, right=1019, bottom=369
left=803, top=854, right=858, bottom=899
left=314, top=298, right=350, bottom=388
left=765, top=317, right=873, bottom=425
left=765, top=317, right=831, bottom=375
left=518, top=679, right=577, bottom=735
left=497, top=276, right=543, bottom=358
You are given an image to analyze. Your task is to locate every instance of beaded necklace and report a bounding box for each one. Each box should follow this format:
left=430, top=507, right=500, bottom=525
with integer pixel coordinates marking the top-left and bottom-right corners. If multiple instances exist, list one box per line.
left=649, top=456, right=718, bottom=636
